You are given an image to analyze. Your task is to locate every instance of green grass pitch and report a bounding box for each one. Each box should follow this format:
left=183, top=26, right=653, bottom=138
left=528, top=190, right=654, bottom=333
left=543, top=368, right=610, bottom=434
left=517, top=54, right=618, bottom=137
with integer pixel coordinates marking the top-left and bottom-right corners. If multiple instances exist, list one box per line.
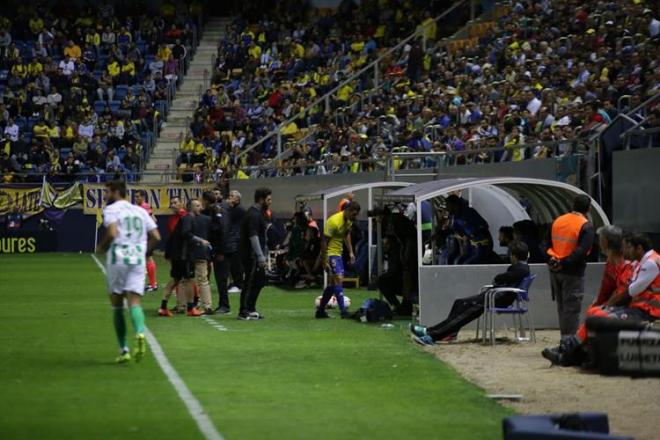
left=0, top=254, right=512, bottom=439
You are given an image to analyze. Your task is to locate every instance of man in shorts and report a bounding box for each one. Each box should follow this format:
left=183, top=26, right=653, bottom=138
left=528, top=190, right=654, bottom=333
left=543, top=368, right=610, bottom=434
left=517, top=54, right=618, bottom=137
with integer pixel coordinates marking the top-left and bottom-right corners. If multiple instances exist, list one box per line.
left=97, top=180, right=161, bottom=363
left=316, top=202, right=361, bottom=318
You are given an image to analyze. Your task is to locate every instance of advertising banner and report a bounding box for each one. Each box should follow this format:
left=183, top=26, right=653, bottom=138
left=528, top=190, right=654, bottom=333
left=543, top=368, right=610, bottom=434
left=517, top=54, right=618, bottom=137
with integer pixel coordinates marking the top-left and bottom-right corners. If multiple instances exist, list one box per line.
left=83, top=183, right=215, bottom=215
left=0, top=230, right=58, bottom=253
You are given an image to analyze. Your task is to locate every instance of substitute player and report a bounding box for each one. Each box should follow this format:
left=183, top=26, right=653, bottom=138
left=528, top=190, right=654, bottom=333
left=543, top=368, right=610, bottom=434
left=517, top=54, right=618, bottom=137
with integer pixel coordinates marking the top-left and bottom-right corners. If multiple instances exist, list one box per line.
left=316, top=202, right=360, bottom=319
left=158, top=196, right=187, bottom=316
left=98, top=181, right=161, bottom=363
left=134, top=189, right=159, bottom=292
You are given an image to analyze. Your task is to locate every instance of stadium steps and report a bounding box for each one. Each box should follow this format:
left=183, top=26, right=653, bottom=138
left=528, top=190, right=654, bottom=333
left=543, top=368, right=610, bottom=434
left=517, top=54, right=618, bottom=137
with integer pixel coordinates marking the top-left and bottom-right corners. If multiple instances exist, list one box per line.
left=142, top=17, right=231, bottom=182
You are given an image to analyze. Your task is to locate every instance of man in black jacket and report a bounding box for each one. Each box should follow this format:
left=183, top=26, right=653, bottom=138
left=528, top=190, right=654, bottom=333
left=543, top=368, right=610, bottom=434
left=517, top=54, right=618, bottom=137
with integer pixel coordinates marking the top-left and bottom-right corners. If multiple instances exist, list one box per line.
left=238, top=188, right=271, bottom=320
left=214, top=190, right=245, bottom=313
left=164, top=198, right=209, bottom=317
left=409, top=241, right=531, bottom=345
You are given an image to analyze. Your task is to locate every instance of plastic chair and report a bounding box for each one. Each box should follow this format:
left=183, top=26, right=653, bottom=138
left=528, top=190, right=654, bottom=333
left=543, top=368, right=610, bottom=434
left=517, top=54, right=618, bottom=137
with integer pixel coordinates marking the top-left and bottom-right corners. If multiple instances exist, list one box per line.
left=476, top=274, right=537, bottom=345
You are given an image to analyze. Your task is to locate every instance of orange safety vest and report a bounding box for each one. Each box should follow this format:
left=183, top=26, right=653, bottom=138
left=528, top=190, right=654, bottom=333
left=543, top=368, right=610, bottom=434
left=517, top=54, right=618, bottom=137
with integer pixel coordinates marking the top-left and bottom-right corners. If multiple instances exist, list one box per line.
left=547, top=212, right=589, bottom=260
left=630, top=250, right=660, bottom=318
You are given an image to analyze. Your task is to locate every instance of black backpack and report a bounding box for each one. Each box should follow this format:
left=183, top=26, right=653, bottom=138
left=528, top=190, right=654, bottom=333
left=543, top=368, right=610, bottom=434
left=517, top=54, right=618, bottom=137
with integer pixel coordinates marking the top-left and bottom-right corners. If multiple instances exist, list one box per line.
left=352, top=299, right=393, bottom=323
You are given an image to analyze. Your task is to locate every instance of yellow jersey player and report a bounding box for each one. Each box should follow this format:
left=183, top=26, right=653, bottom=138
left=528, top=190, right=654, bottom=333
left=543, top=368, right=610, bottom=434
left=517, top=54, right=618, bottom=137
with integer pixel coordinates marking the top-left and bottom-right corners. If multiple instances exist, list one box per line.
left=316, top=202, right=361, bottom=318
left=97, top=181, right=161, bottom=363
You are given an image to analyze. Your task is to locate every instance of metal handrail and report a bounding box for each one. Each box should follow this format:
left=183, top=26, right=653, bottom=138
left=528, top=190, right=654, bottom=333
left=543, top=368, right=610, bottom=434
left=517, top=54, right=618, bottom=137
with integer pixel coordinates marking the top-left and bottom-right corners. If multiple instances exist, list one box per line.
left=233, top=0, right=468, bottom=161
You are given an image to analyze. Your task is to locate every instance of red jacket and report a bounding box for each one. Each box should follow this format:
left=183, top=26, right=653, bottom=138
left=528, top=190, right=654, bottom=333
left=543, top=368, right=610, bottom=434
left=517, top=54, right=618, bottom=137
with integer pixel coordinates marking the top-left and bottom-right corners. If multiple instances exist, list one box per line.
left=594, top=259, right=634, bottom=306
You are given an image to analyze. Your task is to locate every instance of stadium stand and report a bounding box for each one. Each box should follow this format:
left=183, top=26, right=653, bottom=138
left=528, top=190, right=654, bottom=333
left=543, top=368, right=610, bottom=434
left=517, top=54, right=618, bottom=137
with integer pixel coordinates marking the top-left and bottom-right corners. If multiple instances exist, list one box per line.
left=0, top=1, right=202, bottom=183
left=173, top=0, right=658, bottom=182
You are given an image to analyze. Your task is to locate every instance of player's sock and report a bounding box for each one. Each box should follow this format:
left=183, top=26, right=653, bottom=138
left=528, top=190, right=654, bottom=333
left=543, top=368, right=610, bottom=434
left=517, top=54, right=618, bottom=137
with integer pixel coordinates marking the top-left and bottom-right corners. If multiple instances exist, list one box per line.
left=160, top=299, right=168, bottom=310
left=146, top=260, right=157, bottom=287
left=129, top=305, right=146, bottom=334
left=187, top=302, right=195, bottom=311
left=333, top=285, right=347, bottom=312
left=318, top=286, right=334, bottom=310
left=112, top=306, right=127, bottom=349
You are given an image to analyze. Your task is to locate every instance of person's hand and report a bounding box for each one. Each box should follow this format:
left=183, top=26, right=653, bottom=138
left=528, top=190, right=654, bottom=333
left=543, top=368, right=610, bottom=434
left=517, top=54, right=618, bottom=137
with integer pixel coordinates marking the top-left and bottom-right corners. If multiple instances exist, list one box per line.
left=258, top=257, right=267, bottom=269
left=349, top=253, right=356, bottom=266
left=200, top=239, right=210, bottom=247
left=324, top=259, right=331, bottom=273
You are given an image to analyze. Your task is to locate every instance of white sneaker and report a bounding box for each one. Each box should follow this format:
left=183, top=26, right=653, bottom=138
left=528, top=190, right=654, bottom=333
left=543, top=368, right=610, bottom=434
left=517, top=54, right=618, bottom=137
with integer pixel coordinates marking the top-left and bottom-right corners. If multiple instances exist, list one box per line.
left=228, top=286, right=241, bottom=294
left=294, top=280, right=307, bottom=289
left=248, top=311, right=264, bottom=320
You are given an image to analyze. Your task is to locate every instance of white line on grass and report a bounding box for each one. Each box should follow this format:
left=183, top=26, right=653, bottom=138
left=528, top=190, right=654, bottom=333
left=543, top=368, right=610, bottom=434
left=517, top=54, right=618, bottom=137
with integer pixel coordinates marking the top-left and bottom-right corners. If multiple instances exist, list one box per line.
left=201, top=316, right=228, bottom=332
left=91, top=254, right=224, bottom=440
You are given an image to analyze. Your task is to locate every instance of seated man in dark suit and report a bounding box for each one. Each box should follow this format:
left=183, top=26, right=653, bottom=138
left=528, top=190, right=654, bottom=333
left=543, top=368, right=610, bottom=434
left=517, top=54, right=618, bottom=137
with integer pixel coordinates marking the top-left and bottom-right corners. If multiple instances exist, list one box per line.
left=409, top=241, right=530, bottom=345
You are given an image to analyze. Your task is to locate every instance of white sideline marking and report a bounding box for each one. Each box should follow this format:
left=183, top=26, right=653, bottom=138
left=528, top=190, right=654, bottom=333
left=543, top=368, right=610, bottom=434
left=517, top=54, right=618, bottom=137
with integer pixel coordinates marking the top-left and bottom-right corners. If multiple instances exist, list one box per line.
left=201, top=316, right=228, bottom=332
left=91, top=254, right=224, bottom=440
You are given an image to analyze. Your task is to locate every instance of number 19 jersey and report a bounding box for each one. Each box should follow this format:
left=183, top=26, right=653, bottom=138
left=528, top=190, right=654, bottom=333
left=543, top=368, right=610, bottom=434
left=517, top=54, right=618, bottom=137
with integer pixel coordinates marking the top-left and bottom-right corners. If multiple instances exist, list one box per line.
left=103, top=200, right=157, bottom=294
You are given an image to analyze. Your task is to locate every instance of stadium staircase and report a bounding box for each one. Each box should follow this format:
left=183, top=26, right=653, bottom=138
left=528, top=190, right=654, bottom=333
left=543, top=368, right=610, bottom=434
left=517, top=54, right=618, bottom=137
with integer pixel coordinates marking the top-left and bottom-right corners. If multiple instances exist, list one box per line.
left=142, top=17, right=231, bottom=183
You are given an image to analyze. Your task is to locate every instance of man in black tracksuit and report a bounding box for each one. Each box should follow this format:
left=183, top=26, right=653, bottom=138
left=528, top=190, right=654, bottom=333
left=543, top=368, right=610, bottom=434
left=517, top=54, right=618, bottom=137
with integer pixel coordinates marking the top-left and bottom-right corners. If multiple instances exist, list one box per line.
left=410, top=241, right=531, bottom=343
left=214, top=190, right=246, bottom=312
left=238, top=187, right=271, bottom=320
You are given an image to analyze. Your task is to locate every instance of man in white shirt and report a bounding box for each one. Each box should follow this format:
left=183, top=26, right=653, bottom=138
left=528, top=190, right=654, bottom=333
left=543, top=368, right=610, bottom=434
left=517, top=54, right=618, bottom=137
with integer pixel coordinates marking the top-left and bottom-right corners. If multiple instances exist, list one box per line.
left=78, top=117, right=95, bottom=140
left=643, top=9, right=659, bottom=37
left=58, top=55, right=75, bottom=76
left=4, top=118, right=19, bottom=141
left=97, top=180, right=161, bottom=364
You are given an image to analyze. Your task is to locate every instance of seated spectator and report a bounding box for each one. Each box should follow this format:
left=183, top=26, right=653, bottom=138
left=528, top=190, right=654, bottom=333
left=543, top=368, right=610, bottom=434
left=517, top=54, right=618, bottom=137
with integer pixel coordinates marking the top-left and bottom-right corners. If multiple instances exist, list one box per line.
left=410, top=241, right=530, bottom=345
left=542, top=232, right=658, bottom=367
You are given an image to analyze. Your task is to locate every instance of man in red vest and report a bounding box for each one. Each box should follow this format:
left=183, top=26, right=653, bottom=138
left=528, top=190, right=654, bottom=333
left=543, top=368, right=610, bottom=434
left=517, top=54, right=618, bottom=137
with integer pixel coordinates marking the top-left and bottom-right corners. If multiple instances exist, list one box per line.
left=547, top=194, right=595, bottom=341
left=543, top=232, right=659, bottom=366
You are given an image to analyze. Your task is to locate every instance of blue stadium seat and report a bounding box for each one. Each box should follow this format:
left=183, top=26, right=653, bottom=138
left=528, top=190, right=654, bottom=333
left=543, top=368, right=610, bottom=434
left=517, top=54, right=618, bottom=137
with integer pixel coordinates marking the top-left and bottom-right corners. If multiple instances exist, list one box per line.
left=108, top=101, right=121, bottom=114
left=115, top=85, right=129, bottom=101
left=94, top=100, right=107, bottom=114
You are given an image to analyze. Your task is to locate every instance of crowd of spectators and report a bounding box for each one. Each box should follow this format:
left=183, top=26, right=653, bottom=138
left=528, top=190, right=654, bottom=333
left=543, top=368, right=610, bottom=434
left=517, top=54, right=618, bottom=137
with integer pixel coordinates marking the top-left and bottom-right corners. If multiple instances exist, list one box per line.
left=0, top=1, right=201, bottom=183
left=178, top=0, right=659, bottom=182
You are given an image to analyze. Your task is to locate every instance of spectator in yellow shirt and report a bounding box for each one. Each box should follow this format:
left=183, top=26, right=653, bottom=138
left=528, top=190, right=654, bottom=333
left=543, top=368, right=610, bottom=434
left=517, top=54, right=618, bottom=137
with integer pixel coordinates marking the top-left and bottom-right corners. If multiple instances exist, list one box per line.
left=33, top=120, right=50, bottom=139
left=156, top=44, right=172, bottom=62
left=29, top=17, right=44, bottom=35
left=63, top=40, right=82, bottom=60
left=27, top=59, right=43, bottom=78
left=120, top=59, right=136, bottom=84
left=248, top=42, right=262, bottom=59
left=11, top=58, right=28, bottom=79
left=107, top=58, right=121, bottom=78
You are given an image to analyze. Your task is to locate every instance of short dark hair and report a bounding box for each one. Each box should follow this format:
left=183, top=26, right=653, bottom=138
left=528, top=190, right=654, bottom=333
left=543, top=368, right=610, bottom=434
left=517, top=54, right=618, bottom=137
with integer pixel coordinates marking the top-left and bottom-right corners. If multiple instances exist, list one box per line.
left=572, top=194, right=591, bottom=214
left=509, top=240, right=529, bottom=261
left=254, top=187, right=272, bottom=203
left=202, top=190, right=216, bottom=204
left=499, top=226, right=514, bottom=238
left=135, top=189, right=147, bottom=198
left=345, top=201, right=361, bottom=213
left=446, top=194, right=461, bottom=207
left=105, top=180, right=126, bottom=198
left=626, top=232, right=653, bottom=252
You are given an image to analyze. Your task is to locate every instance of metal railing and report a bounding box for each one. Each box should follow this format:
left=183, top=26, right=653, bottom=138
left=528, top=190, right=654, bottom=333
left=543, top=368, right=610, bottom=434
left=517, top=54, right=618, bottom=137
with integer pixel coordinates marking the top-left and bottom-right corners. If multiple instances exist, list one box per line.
left=232, top=0, right=469, bottom=162
left=622, top=126, right=660, bottom=150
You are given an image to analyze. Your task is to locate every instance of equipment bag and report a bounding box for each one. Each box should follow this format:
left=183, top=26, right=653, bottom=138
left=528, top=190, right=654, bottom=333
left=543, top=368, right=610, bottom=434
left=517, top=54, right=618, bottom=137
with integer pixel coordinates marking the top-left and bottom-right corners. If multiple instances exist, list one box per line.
left=586, top=317, right=660, bottom=377
left=352, top=298, right=393, bottom=323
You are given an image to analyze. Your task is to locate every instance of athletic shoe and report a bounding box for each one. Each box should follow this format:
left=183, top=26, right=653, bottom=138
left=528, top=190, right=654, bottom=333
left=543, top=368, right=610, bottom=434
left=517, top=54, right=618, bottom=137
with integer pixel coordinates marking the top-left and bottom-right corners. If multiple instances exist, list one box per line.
left=134, top=334, right=146, bottom=362
left=238, top=312, right=252, bottom=320
left=228, top=286, right=241, bottom=294
left=248, top=311, right=264, bottom=320
left=408, top=324, right=427, bottom=338
left=214, top=306, right=230, bottom=314
left=340, top=310, right=351, bottom=319
left=294, top=280, right=308, bottom=289
left=187, top=308, right=202, bottom=317
left=202, top=308, right=215, bottom=316
left=315, top=309, right=331, bottom=319
left=412, top=334, right=435, bottom=346
left=158, top=308, right=173, bottom=317
left=116, top=350, right=131, bottom=364
left=145, top=284, right=158, bottom=292
left=541, top=347, right=562, bottom=366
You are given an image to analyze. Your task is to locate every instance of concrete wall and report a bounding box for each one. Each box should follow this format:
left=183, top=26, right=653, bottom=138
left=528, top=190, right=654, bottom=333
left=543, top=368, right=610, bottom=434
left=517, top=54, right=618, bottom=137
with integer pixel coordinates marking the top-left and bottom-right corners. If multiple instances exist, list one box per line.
left=612, top=148, right=660, bottom=235
left=418, top=263, right=606, bottom=329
